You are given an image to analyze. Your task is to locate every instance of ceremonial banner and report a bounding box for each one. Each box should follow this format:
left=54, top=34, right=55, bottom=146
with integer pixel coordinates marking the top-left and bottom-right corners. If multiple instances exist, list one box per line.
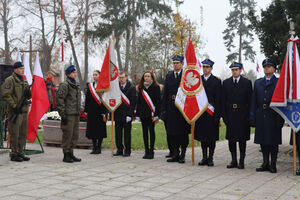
left=96, top=38, right=122, bottom=112
left=270, top=36, right=300, bottom=132
left=175, top=40, right=208, bottom=124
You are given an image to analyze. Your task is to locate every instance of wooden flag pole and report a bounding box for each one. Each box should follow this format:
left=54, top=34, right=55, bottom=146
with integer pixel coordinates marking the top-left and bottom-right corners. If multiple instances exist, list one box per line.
left=111, top=112, right=115, bottom=156
left=191, top=122, right=195, bottom=165
left=293, top=130, right=297, bottom=174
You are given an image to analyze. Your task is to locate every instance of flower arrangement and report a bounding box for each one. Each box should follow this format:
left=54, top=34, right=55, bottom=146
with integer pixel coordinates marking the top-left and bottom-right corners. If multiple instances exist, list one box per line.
left=46, top=111, right=61, bottom=120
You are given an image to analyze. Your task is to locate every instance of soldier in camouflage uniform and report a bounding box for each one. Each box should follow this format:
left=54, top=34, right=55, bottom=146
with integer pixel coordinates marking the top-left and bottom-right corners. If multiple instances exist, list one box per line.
left=56, top=65, right=82, bottom=163
left=1, top=62, right=31, bottom=162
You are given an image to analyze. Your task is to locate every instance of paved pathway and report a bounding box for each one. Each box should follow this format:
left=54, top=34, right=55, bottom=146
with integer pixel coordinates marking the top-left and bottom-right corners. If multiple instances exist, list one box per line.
left=0, top=127, right=299, bottom=200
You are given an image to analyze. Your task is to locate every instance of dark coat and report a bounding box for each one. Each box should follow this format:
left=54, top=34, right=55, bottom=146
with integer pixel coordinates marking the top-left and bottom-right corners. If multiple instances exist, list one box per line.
left=136, top=83, right=161, bottom=120
left=289, top=130, right=300, bottom=147
left=162, top=70, right=190, bottom=136
left=250, top=75, right=284, bottom=145
left=114, top=81, right=137, bottom=122
left=222, top=76, right=253, bottom=141
left=195, top=74, right=222, bottom=142
left=84, top=82, right=107, bottom=139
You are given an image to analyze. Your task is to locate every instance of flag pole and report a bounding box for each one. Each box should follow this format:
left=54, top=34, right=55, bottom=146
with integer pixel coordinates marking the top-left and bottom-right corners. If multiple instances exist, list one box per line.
left=191, top=122, right=195, bottom=165
left=111, top=112, right=115, bottom=156
left=293, top=130, right=297, bottom=174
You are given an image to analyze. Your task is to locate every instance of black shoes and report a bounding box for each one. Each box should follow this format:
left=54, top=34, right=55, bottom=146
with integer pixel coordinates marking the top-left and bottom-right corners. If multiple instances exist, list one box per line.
left=165, top=152, right=173, bottom=158
left=198, top=158, right=208, bottom=166
left=113, top=150, right=123, bottom=156
left=70, top=153, right=81, bottom=162
left=167, top=153, right=179, bottom=162
left=237, top=159, right=244, bottom=169
left=207, top=157, right=214, bottom=166
left=123, top=152, right=131, bottom=157
left=11, top=155, right=23, bottom=162
left=18, top=154, right=30, bottom=161
left=227, top=160, right=238, bottom=168
left=256, top=163, right=270, bottom=172
left=143, top=150, right=154, bottom=159
left=178, top=149, right=186, bottom=164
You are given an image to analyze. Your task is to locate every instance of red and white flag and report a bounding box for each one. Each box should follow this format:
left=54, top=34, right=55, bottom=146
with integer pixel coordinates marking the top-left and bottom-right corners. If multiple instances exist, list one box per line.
left=96, top=38, right=121, bottom=112
left=175, top=40, right=208, bottom=123
left=23, top=53, right=33, bottom=85
left=27, top=52, right=50, bottom=142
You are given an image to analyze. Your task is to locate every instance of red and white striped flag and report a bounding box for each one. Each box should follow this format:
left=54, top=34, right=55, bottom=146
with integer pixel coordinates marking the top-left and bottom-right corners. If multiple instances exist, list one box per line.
left=96, top=38, right=121, bottom=112
left=27, top=52, right=50, bottom=142
left=175, top=40, right=208, bottom=124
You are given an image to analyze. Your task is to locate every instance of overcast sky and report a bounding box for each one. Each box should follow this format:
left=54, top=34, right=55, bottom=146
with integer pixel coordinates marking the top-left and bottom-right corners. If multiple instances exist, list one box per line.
left=179, top=0, right=272, bottom=78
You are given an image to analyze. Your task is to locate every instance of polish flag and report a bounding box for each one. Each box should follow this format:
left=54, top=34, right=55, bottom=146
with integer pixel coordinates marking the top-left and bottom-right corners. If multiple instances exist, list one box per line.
left=175, top=40, right=208, bottom=123
left=27, top=52, right=50, bottom=142
left=23, top=53, right=33, bottom=85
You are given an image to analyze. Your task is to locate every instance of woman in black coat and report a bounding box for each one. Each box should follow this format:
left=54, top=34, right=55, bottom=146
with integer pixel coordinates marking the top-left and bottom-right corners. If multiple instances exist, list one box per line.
left=136, top=71, right=161, bottom=159
left=84, top=70, right=107, bottom=154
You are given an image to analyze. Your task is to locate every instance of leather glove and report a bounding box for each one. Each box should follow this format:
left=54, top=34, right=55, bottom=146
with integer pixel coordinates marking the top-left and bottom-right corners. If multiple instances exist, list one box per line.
left=135, top=117, right=141, bottom=122
left=126, top=116, right=132, bottom=123
left=61, top=116, right=68, bottom=125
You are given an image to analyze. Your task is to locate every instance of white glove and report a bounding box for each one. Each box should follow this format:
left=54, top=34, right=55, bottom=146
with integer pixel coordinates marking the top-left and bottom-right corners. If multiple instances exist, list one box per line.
left=153, top=116, right=159, bottom=122
left=126, top=116, right=132, bottom=123
left=135, top=117, right=141, bottom=122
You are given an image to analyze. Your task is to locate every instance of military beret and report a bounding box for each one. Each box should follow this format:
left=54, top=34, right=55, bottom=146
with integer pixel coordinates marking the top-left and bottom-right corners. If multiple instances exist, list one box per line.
left=172, top=55, right=184, bottom=63
left=229, top=62, right=243, bottom=69
left=13, top=61, right=24, bottom=69
left=202, top=58, right=214, bottom=67
left=65, top=65, right=76, bottom=75
left=262, top=58, right=276, bottom=68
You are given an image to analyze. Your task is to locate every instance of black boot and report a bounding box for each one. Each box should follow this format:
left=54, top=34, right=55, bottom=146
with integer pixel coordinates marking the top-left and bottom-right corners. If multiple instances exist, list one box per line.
left=148, top=148, right=154, bottom=159
left=63, top=153, right=74, bottom=163
left=95, top=139, right=102, bottom=154
left=165, top=151, right=173, bottom=158
left=178, top=148, right=186, bottom=164
left=113, top=150, right=123, bottom=156
left=11, top=155, right=23, bottom=162
left=90, top=139, right=97, bottom=154
left=297, top=149, right=300, bottom=176
left=238, top=152, right=245, bottom=169
left=269, top=153, right=277, bottom=173
left=18, top=154, right=30, bottom=161
left=167, top=149, right=179, bottom=162
left=256, top=152, right=270, bottom=172
left=198, top=146, right=208, bottom=166
left=227, top=151, right=238, bottom=168
left=143, top=148, right=150, bottom=159
left=207, top=148, right=214, bottom=167
left=70, top=152, right=82, bottom=162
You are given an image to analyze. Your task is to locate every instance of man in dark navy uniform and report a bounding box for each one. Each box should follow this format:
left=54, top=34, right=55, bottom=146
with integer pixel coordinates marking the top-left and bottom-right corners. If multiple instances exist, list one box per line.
left=222, top=62, right=252, bottom=169
left=195, top=59, right=222, bottom=167
left=250, top=58, right=284, bottom=173
left=162, top=55, right=190, bottom=164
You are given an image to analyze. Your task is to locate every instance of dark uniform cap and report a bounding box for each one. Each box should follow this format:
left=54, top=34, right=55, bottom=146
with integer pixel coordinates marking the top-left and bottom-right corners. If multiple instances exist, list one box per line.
left=65, top=65, right=76, bottom=75
left=172, top=55, right=184, bottom=63
left=13, top=62, right=24, bottom=69
left=202, top=58, right=214, bottom=67
left=229, top=62, right=243, bottom=69
left=262, top=58, right=276, bottom=68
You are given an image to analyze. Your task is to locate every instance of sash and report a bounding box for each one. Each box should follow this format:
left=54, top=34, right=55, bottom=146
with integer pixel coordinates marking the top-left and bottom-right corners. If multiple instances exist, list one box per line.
left=206, top=103, right=215, bottom=116
left=121, top=92, right=130, bottom=107
left=88, top=83, right=102, bottom=107
left=141, top=89, right=155, bottom=116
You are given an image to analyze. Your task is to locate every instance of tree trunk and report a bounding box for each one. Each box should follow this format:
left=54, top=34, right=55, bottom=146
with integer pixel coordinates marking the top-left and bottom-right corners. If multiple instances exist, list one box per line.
left=2, top=0, right=12, bottom=64
left=83, top=0, right=89, bottom=82
left=124, top=0, right=131, bottom=73
left=115, top=35, right=123, bottom=71
left=238, top=2, right=243, bottom=63
left=60, top=2, right=84, bottom=89
left=131, top=0, right=137, bottom=84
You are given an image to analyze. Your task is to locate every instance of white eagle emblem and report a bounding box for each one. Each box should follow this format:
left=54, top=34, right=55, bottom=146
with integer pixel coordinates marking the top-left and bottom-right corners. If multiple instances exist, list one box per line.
left=184, top=72, right=199, bottom=88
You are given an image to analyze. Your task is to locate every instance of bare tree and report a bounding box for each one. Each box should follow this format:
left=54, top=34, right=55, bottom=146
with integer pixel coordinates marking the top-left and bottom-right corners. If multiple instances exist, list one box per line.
left=0, top=0, right=23, bottom=64
left=17, top=0, right=59, bottom=75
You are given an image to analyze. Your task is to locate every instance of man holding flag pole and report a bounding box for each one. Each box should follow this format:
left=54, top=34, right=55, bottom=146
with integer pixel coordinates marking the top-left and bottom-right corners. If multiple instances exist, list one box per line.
left=96, top=36, right=122, bottom=156
left=173, top=39, right=209, bottom=164
left=269, top=21, right=300, bottom=175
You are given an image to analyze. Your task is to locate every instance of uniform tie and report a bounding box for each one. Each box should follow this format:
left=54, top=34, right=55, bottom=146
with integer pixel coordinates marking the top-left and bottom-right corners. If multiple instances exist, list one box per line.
left=234, top=79, right=238, bottom=85
left=175, top=72, right=178, bottom=79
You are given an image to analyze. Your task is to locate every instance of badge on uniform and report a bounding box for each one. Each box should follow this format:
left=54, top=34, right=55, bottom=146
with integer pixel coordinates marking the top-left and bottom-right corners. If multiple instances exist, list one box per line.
left=5, top=84, right=11, bottom=89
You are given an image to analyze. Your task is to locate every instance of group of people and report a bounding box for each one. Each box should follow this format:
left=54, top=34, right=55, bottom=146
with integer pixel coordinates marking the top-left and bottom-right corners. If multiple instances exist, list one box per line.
left=1, top=56, right=300, bottom=175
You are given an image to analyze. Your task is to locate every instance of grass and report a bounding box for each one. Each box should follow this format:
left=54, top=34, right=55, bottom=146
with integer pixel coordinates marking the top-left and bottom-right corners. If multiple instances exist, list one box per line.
left=33, top=121, right=255, bottom=150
